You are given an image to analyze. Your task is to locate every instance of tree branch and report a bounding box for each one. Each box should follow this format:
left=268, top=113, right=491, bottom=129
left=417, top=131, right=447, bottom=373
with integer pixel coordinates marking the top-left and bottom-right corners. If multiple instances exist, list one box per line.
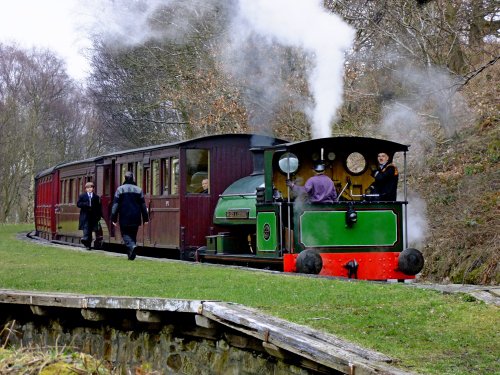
left=458, top=55, right=499, bottom=90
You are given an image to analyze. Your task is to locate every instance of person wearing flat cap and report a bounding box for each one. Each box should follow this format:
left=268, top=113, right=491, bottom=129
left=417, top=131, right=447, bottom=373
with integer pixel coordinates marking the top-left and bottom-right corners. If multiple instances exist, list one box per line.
left=286, top=163, right=337, bottom=203
left=77, top=182, right=102, bottom=250
left=369, top=152, right=399, bottom=201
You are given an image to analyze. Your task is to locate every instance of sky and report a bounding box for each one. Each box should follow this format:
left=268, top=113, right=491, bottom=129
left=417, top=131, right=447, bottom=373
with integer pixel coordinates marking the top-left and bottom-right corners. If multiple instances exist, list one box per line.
left=0, top=0, right=93, bottom=81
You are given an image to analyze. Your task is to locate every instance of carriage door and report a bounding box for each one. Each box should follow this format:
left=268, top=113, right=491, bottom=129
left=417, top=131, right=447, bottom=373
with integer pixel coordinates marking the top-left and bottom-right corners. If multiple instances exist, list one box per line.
left=96, top=164, right=113, bottom=243
left=184, top=149, right=212, bottom=250
left=146, top=156, right=180, bottom=248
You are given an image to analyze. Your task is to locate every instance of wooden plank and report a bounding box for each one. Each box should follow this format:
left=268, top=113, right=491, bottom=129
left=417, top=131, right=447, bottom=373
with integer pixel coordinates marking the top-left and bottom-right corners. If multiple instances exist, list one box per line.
left=201, top=302, right=415, bottom=375
left=0, top=289, right=206, bottom=313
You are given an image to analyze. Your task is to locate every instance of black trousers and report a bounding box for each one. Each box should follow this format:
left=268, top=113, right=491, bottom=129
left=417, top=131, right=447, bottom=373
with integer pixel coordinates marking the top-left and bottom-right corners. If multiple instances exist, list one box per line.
left=121, top=225, right=139, bottom=251
left=82, top=221, right=99, bottom=244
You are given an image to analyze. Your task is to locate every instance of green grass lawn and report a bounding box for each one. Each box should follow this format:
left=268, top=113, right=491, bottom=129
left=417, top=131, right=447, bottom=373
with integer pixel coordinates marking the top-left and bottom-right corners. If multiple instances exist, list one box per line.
left=1, top=224, right=498, bottom=374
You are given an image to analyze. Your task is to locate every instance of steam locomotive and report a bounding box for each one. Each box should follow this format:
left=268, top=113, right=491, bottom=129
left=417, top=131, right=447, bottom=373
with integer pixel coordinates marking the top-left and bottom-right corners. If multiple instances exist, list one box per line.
left=34, top=133, right=424, bottom=280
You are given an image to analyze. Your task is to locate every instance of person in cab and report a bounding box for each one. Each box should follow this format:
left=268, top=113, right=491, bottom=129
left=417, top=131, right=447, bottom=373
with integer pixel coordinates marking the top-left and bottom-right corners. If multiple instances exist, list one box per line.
left=369, top=152, right=398, bottom=201
left=286, top=163, right=337, bottom=203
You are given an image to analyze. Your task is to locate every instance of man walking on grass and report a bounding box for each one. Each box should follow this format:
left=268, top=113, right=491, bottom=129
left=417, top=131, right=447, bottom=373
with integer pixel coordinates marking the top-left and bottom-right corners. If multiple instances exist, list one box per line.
left=111, top=171, right=149, bottom=260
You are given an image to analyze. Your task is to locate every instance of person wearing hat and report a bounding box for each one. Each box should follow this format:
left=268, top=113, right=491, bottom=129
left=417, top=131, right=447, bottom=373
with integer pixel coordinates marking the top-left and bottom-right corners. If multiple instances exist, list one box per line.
left=111, top=171, right=149, bottom=260
left=286, top=163, right=337, bottom=203
left=77, top=181, right=102, bottom=250
left=369, top=152, right=399, bottom=201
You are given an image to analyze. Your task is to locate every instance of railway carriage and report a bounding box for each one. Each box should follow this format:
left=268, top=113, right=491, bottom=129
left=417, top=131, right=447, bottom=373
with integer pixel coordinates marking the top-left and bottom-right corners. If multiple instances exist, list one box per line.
left=35, top=134, right=286, bottom=259
left=34, top=133, right=424, bottom=280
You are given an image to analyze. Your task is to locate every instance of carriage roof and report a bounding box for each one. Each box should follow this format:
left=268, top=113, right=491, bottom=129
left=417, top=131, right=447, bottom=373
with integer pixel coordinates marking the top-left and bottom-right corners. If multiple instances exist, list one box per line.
left=35, top=133, right=286, bottom=179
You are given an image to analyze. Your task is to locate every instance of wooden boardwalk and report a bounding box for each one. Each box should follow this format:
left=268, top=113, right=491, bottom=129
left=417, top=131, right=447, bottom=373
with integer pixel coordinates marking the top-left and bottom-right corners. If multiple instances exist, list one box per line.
left=0, top=289, right=416, bottom=375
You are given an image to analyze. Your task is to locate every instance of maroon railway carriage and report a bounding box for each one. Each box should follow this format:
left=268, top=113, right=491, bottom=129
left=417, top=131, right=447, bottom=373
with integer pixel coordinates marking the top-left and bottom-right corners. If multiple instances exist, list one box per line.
left=34, top=134, right=286, bottom=258
left=34, top=166, right=59, bottom=241
left=35, top=158, right=102, bottom=243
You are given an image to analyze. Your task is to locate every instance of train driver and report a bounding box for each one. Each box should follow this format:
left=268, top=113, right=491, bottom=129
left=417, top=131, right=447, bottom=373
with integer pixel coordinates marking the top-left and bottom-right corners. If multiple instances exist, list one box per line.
left=369, top=152, right=398, bottom=201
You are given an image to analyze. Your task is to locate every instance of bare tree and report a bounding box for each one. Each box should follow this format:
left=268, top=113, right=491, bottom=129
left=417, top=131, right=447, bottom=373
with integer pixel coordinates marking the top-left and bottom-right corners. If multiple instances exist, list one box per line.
left=327, top=0, right=498, bottom=140
left=86, top=1, right=314, bottom=148
left=0, top=44, right=96, bottom=222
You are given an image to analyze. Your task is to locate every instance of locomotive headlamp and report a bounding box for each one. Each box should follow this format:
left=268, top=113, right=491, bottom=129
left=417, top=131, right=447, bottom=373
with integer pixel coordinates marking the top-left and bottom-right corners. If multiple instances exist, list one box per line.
left=345, top=204, right=357, bottom=227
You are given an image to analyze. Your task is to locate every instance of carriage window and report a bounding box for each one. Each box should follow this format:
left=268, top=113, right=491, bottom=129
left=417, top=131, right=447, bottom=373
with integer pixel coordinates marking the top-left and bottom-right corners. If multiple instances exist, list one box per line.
left=144, top=167, right=151, bottom=194
left=103, top=167, right=111, bottom=196
left=64, top=180, right=68, bottom=203
left=171, top=157, right=179, bottom=195
left=61, top=180, right=65, bottom=203
left=136, top=162, right=143, bottom=190
left=186, top=149, right=209, bottom=193
left=152, top=159, right=161, bottom=196
left=162, top=158, right=170, bottom=195
left=69, top=178, right=76, bottom=203
left=120, top=164, right=127, bottom=184
left=120, top=162, right=141, bottom=185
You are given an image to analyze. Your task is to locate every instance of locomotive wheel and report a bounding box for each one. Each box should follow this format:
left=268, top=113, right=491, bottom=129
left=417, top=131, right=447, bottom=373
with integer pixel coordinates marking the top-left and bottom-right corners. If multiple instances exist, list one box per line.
left=398, top=248, right=424, bottom=275
left=296, top=249, right=323, bottom=275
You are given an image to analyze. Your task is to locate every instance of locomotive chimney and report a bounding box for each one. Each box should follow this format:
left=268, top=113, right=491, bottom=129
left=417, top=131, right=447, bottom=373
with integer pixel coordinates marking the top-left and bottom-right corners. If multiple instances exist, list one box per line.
left=249, top=148, right=265, bottom=175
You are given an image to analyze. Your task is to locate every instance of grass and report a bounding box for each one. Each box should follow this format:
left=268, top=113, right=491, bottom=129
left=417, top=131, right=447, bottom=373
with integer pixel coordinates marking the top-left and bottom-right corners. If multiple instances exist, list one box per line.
left=1, top=224, right=499, bottom=375
left=0, top=346, right=112, bottom=374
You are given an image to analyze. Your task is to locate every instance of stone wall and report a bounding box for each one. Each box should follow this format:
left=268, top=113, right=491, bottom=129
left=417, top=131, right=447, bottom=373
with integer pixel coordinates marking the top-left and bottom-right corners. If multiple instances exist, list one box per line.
left=1, top=303, right=328, bottom=374
left=0, top=289, right=411, bottom=375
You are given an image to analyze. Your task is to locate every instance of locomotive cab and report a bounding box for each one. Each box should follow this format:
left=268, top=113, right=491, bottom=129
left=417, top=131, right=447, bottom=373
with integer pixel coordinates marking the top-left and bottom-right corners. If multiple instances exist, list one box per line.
left=255, top=137, right=424, bottom=280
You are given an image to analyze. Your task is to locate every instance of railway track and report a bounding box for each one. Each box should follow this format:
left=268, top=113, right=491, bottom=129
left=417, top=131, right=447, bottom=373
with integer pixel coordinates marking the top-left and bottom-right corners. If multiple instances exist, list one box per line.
left=22, top=231, right=500, bottom=306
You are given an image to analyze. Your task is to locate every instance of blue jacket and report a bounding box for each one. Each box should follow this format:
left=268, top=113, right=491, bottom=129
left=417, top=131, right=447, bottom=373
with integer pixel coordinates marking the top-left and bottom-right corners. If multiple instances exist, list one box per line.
left=111, top=183, right=149, bottom=227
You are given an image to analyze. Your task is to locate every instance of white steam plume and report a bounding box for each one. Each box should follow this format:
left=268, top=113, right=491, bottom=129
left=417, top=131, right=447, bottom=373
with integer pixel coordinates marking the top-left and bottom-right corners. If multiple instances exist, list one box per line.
left=378, top=64, right=474, bottom=250
left=406, top=193, right=429, bottom=249
left=86, top=0, right=355, bottom=138
left=227, top=0, right=355, bottom=138
left=380, top=64, right=474, bottom=163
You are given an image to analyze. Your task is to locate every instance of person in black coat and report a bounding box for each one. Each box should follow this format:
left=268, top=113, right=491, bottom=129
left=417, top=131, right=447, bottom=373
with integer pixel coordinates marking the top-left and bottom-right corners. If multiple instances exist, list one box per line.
left=77, top=182, right=102, bottom=250
left=111, top=171, right=149, bottom=260
left=369, top=152, right=399, bottom=201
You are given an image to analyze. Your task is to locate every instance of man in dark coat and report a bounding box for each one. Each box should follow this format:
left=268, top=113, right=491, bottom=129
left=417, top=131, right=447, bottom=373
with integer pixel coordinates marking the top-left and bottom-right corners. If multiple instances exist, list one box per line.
left=111, top=171, right=149, bottom=260
left=369, top=152, right=399, bottom=201
left=77, top=182, right=102, bottom=250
